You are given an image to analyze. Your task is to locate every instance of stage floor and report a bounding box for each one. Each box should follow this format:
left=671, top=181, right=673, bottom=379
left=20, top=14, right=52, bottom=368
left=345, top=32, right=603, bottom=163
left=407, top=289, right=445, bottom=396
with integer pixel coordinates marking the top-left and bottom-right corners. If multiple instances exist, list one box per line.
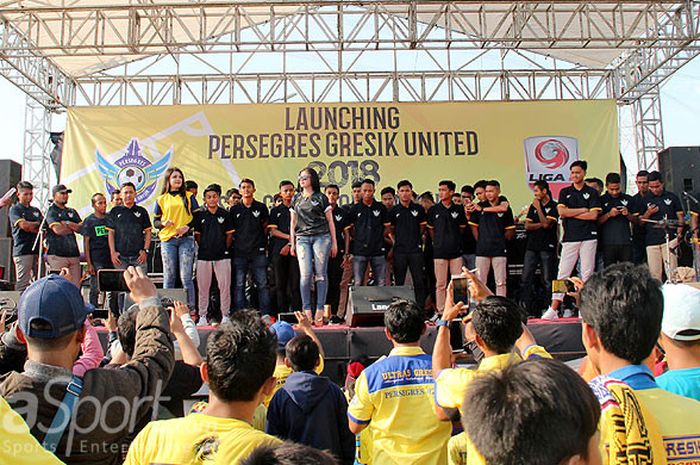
left=97, top=318, right=584, bottom=384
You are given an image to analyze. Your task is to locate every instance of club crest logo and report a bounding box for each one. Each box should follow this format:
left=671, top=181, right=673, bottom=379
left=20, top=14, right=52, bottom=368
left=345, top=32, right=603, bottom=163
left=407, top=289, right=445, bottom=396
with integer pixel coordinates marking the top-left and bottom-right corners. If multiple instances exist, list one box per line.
left=335, top=214, right=343, bottom=222
left=583, top=193, right=590, bottom=200
left=217, top=216, right=225, bottom=224
left=96, top=138, right=172, bottom=204
left=252, top=210, right=261, bottom=218
left=664, top=198, right=672, bottom=206
left=373, top=210, right=380, bottom=217
left=134, top=211, right=142, bottom=218
left=411, top=210, right=419, bottom=217
left=450, top=211, right=459, bottom=219
left=621, top=199, right=628, bottom=206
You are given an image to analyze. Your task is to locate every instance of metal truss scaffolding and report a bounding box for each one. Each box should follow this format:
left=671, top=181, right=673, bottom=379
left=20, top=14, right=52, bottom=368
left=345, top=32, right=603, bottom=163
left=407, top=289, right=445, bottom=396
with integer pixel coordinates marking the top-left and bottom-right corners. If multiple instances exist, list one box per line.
left=22, top=94, right=52, bottom=207
left=634, top=87, right=665, bottom=172
left=0, top=0, right=698, bottom=200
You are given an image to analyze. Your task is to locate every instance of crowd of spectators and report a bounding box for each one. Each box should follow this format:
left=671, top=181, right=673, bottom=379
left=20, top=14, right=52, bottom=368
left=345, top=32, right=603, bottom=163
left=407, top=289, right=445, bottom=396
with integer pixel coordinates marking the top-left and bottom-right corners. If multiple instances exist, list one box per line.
left=0, top=261, right=699, bottom=465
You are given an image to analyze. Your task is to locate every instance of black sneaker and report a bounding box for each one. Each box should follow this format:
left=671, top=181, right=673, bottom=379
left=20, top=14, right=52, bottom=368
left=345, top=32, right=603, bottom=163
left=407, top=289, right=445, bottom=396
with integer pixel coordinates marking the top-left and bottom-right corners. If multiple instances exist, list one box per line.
left=329, top=315, right=344, bottom=325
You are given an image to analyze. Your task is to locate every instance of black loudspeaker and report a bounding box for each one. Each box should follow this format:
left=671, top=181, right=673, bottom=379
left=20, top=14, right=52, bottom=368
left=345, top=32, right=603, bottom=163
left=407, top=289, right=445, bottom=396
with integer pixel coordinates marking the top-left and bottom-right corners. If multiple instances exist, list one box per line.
left=658, top=147, right=700, bottom=200
left=345, top=286, right=415, bottom=327
left=0, top=238, right=13, bottom=283
left=0, top=160, right=22, bottom=238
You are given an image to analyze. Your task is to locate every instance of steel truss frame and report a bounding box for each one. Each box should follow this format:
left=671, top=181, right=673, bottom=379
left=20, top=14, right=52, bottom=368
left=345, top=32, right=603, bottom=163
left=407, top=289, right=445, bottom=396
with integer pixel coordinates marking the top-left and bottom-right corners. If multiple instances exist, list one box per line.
left=0, top=1, right=695, bottom=56
left=0, top=1, right=697, bottom=200
left=22, top=95, right=52, bottom=207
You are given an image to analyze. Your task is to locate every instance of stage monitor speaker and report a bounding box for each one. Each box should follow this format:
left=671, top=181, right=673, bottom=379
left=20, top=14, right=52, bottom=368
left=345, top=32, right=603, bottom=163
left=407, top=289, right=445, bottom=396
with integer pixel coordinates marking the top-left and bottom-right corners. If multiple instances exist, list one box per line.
left=0, top=238, right=14, bottom=284
left=0, top=160, right=22, bottom=238
left=345, top=286, right=415, bottom=327
left=658, top=147, right=700, bottom=201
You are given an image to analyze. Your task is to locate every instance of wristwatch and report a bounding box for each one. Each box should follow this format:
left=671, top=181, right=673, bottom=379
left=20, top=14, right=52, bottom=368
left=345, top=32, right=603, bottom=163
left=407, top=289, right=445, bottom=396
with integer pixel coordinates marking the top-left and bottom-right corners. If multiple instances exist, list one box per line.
left=436, top=319, right=451, bottom=327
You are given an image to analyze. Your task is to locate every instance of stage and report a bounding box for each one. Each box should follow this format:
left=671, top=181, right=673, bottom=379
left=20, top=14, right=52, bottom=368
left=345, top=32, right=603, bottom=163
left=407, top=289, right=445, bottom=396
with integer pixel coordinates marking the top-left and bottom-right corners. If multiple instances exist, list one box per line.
left=97, top=318, right=584, bottom=384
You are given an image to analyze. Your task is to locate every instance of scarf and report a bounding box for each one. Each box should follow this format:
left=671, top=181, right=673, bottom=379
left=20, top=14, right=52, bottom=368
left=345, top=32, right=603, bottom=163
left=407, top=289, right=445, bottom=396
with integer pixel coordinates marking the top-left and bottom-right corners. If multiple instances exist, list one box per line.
left=589, top=375, right=667, bottom=465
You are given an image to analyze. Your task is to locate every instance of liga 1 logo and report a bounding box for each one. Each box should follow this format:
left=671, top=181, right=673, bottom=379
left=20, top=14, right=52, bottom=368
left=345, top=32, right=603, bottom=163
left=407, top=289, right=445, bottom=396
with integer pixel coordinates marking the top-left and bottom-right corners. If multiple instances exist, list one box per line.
left=96, top=138, right=172, bottom=204
left=524, top=136, right=579, bottom=199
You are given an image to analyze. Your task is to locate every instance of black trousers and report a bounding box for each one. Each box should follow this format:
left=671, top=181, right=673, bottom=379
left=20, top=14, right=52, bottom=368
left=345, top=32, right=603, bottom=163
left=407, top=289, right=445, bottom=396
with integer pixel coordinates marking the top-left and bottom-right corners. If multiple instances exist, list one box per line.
left=326, top=254, right=345, bottom=316
left=519, top=250, right=555, bottom=316
left=602, top=244, right=633, bottom=268
left=393, top=252, right=427, bottom=309
left=631, top=234, right=647, bottom=265
left=271, top=253, right=301, bottom=314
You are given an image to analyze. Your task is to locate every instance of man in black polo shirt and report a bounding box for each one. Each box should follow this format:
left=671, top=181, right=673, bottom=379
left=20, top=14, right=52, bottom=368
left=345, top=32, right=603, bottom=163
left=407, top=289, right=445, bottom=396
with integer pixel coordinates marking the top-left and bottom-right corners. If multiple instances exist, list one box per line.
left=194, top=184, right=233, bottom=325
left=348, top=181, right=363, bottom=210
left=639, top=171, right=684, bottom=282
left=598, top=172, right=633, bottom=267
left=346, top=179, right=391, bottom=286
left=428, top=180, right=467, bottom=315
left=470, top=180, right=515, bottom=297
left=543, top=160, right=601, bottom=320
left=107, top=182, right=152, bottom=273
left=83, top=193, right=112, bottom=307
left=520, top=180, right=558, bottom=314
left=268, top=180, right=301, bottom=315
left=9, top=181, right=42, bottom=292
left=45, top=184, right=83, bottom=283
left=324, top=184, right=350, bottom=321
left=390, top=180, right=427, bottom=308
left=231, top=178, right=271, bottom=314
left=460, top=185, right=477, bottom=270
left=629, top=170, right=649, bottom=264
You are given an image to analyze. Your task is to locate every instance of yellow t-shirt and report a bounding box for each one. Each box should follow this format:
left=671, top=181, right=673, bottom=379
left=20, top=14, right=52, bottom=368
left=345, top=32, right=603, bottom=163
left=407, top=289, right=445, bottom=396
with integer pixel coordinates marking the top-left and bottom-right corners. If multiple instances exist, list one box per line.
left=264, top=356, right=325, bottom=407
left=0, top=397, right=64, bottom=465
left=347, top=346, right=451, bottom=465
left=448, top=432, right=469, bottom=465
left=435, top=346, right=552, bottom=465
left=124, top=413, right=280, bottom=465
left=155, top=191, right=195, bottom=242
left=435, top=345, right=551, bottom=410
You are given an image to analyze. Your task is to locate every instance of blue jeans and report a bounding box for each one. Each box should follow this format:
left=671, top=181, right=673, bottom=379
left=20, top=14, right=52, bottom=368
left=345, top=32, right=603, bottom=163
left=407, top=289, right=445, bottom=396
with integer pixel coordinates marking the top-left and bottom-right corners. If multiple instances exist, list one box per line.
left=353, top=255, right=387, bottom=286
left=296, top=233, right=332, bottom=312
left=234, top=254, right=271, bottom=314
left=161, top=235, right=196, bottom=308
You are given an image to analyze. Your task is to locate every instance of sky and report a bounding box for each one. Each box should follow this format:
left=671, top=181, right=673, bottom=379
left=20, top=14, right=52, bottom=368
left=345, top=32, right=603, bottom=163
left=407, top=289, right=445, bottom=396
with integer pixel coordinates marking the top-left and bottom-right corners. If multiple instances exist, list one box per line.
left=0, top=56, right=698, bottom=172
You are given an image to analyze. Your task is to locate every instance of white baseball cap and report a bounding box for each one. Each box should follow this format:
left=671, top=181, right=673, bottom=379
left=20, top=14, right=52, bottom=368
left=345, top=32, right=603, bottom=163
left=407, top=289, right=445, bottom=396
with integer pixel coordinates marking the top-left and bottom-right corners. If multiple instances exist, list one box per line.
left=662, top=283, right=700, bottom=341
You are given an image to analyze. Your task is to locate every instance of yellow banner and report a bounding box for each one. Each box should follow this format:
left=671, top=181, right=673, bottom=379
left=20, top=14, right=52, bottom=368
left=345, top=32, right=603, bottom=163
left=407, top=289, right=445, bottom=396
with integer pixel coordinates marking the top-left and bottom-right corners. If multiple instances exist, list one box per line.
left=62, top=100, right=619, bottom=216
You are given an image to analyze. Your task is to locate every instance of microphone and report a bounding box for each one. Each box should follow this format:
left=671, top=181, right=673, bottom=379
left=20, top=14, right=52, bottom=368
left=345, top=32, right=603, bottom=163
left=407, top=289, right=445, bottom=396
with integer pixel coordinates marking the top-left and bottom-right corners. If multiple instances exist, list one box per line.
left=682, top=191, right=699, bottom=205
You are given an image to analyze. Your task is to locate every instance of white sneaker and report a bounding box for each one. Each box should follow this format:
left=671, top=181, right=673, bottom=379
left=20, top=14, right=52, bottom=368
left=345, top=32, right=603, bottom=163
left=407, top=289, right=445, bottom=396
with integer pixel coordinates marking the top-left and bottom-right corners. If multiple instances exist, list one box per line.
left=197, top=316, right=209, bottom=327
left=221, top=316, right=231, bottom=325
left=562, top=309, right=574, bottom=318
left=541, top=307, right=559, bottom=320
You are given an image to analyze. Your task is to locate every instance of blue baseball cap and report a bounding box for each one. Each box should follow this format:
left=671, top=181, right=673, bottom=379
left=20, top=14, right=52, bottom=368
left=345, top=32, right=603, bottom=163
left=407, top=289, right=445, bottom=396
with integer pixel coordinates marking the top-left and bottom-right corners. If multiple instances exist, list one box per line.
left=19, top=274, right=94, bottom=339
left=270, top=321, right=296, bottom=348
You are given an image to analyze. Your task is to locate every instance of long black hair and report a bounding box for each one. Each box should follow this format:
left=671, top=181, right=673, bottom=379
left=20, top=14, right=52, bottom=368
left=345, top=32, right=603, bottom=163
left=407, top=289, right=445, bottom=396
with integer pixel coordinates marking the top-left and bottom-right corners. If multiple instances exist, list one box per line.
left=160, top=167, right=191, bottom=214
left=297, top=167, right=321, bottom=193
